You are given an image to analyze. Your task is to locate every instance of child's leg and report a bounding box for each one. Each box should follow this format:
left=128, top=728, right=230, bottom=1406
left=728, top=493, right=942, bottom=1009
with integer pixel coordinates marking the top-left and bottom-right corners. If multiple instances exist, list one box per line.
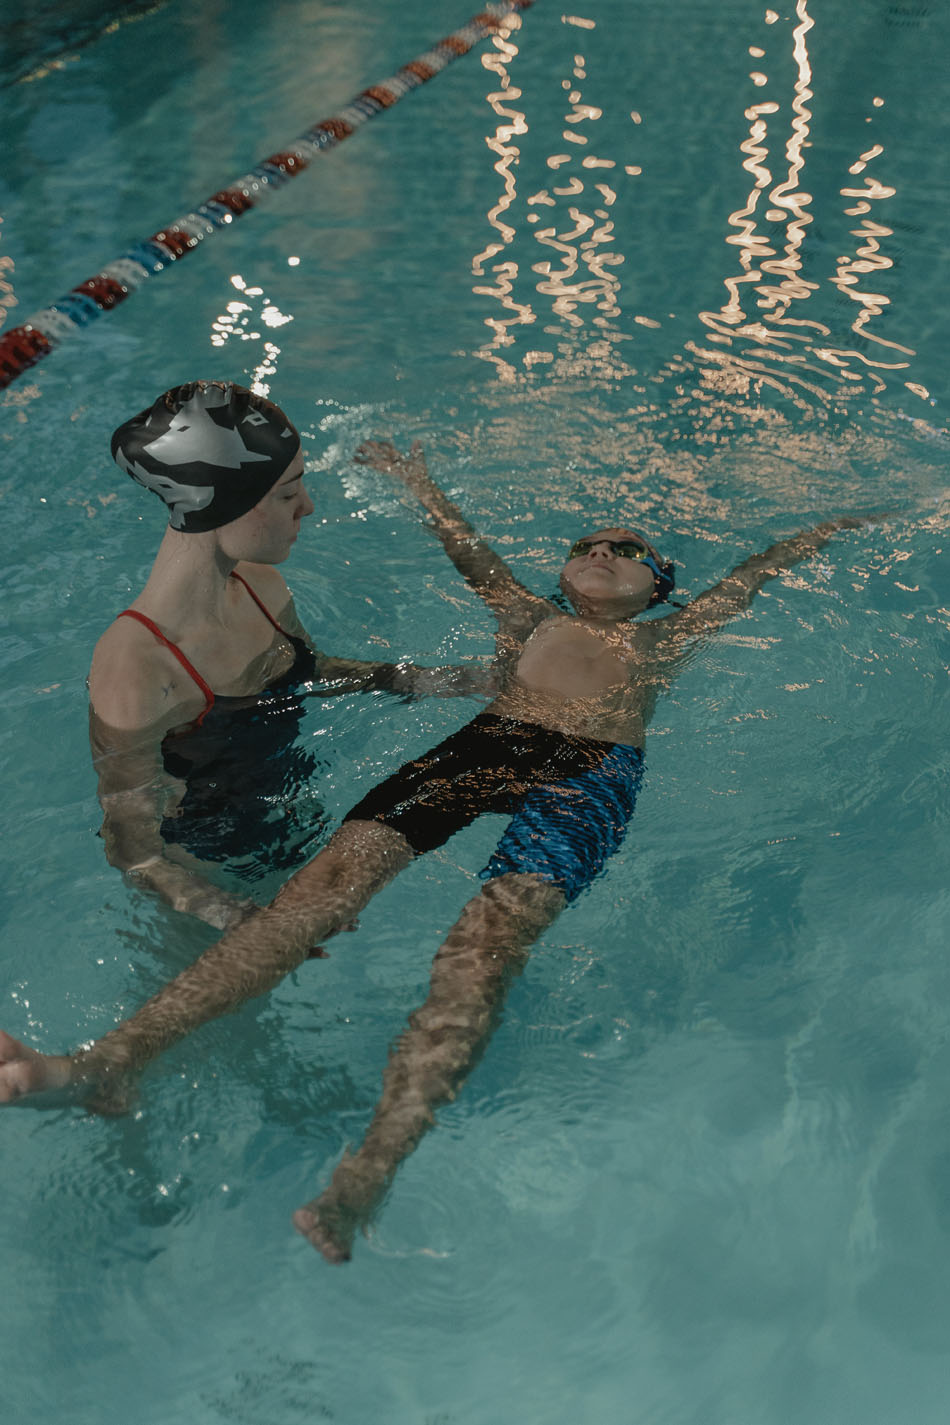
left=0, top=820, right=412, bottom=1114
left=294, top=871, right=566, bottom=1262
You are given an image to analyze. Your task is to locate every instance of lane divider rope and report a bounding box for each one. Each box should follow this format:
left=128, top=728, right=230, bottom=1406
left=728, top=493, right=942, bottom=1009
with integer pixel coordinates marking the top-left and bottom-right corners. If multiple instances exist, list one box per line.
left=0, top=0, right=533, bottom=391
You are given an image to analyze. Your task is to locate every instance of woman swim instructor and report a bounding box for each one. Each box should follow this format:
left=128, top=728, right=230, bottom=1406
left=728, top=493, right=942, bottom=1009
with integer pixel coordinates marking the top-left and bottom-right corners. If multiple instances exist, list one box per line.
left=89, top=381, right=484, bottom=930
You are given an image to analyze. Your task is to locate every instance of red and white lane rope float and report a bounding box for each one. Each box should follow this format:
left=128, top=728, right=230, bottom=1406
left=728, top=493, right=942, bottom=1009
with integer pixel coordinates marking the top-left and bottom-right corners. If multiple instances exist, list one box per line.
left=0, top=0, right=533, bottom=391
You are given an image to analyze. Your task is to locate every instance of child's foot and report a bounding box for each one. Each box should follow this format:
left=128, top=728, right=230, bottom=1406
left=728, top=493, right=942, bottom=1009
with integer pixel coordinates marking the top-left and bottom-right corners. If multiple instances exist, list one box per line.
left=292, top=1202, right=355, bottom=1264
left=293, top=1151, right=383, bottom=1263
left=0, top=1030, right=135, bottom=1114
left=0, top=1030, right=78, bottom=1105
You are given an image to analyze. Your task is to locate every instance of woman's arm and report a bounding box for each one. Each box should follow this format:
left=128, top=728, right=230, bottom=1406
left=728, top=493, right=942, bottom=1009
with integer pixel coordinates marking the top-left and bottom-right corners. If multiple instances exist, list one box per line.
left=308, top=655, right=499, bottom=700
left=88, top=621, right=257, bottom=930
left=90, top=710, right=258, bottom=930
left=271, top=575, right=498, bottom=700
left=353, top=440, right=550, bottom=623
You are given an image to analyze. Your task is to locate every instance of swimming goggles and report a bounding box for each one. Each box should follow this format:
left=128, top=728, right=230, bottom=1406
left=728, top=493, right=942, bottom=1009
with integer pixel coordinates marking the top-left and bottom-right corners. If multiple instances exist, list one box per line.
left=568, top=536, right=654, bottom=562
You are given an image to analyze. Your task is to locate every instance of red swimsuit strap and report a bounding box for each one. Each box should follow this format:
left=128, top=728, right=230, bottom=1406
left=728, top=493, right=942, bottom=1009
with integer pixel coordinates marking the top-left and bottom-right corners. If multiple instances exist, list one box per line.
left=116, top=609, right=216, bottom=726
left=116, top=573, right=288, bottom=729
left=228, top=570, right=293, bottom=637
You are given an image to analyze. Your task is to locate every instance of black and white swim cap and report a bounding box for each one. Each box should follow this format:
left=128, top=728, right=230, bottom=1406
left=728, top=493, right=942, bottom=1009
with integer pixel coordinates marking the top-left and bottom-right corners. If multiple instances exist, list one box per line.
left=112, top=381, right=300, bottom=533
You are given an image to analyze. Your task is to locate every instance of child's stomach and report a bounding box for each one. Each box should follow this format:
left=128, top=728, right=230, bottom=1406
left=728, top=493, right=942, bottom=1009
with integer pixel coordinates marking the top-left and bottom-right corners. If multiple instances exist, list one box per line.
left=486, top=681, right=648, bottom=748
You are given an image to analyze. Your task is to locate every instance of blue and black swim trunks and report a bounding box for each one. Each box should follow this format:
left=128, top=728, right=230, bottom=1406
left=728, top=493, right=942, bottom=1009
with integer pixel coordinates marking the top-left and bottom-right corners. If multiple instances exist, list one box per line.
left=342, top=712, right=644, bottom=902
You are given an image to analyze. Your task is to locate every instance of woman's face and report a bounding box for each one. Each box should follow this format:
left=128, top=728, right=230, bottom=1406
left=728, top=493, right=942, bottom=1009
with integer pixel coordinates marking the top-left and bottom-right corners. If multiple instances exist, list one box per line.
left=216, top=448, right=314, bottom=564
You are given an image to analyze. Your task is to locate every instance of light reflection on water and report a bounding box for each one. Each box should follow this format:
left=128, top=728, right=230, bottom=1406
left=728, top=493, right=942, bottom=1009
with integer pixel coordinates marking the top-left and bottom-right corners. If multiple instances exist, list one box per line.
left=469, top=1, right=938, bottom=428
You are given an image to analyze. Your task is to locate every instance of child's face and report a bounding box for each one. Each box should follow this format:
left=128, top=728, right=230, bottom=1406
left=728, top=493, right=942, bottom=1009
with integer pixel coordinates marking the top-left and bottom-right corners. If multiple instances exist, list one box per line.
left=560, top=528, right=658, bottom=616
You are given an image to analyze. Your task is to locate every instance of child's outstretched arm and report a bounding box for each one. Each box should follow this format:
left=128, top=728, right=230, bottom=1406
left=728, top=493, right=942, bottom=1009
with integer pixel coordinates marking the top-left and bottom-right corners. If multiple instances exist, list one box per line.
left=353, top=440, right=548, bottom=620
left=661, top=517, right=869, bottom=642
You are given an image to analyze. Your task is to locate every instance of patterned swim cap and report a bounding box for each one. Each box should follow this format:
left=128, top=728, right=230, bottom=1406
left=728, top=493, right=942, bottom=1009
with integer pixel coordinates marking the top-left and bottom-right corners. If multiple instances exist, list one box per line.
left=112, top=381, right=300, bottom=532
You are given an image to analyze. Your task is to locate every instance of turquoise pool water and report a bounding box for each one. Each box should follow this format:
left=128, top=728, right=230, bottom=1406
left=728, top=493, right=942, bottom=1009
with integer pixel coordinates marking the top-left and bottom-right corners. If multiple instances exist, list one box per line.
left=3, top=1, right=950, bottom=1420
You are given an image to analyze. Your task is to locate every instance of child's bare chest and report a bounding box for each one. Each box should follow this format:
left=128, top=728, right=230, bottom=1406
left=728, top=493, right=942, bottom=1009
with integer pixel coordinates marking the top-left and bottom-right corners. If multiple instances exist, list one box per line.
left=513, top=618, right=643, bottom=698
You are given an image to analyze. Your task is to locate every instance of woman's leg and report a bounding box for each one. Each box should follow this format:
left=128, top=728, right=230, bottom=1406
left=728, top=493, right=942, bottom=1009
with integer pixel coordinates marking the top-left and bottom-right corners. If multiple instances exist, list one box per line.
left=294, top=871, right=567, bottom=1262
left=0, top=820, right=412, bottom=1113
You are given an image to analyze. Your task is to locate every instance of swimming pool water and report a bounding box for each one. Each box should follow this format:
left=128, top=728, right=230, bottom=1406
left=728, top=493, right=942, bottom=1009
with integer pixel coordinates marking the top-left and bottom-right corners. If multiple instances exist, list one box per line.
left=3, top=1, right=950, bottom=1421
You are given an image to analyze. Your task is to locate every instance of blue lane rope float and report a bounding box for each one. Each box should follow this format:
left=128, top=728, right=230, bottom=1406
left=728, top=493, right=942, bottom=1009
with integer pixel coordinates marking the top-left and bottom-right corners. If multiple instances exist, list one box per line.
left=0, top=0, right=534, bottom=391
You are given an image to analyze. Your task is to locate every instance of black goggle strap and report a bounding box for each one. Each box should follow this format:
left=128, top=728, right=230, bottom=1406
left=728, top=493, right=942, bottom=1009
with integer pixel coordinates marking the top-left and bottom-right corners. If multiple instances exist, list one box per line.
left=643, top=553, right=676, bottom=604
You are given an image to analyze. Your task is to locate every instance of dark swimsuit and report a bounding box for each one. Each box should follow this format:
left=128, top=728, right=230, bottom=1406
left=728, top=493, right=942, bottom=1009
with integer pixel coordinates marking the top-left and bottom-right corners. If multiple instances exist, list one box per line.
left=118, top=572, right=327, bottom=878
left=343, top=712, right=644, bottom=903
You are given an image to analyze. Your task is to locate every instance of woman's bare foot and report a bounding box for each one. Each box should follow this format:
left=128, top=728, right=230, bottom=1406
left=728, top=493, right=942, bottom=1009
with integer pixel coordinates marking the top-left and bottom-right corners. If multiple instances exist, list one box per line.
left=0, top=1030, right=79, bottom=1105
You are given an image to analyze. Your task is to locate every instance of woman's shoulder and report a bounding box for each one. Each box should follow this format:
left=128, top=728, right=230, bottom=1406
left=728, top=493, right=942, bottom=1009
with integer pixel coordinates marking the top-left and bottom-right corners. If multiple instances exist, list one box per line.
left=233, top=561, right=292, bottom=607
left=88, top=612, right=206, bottom=734
left=234, top=562, right=307, bottom=635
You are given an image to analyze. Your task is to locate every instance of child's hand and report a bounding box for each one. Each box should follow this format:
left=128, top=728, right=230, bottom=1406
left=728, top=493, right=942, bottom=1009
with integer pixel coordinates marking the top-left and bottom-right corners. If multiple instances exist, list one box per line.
left=813, top=512, right=893, bottom=537
left=353, top=439, right=426, bottom=484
